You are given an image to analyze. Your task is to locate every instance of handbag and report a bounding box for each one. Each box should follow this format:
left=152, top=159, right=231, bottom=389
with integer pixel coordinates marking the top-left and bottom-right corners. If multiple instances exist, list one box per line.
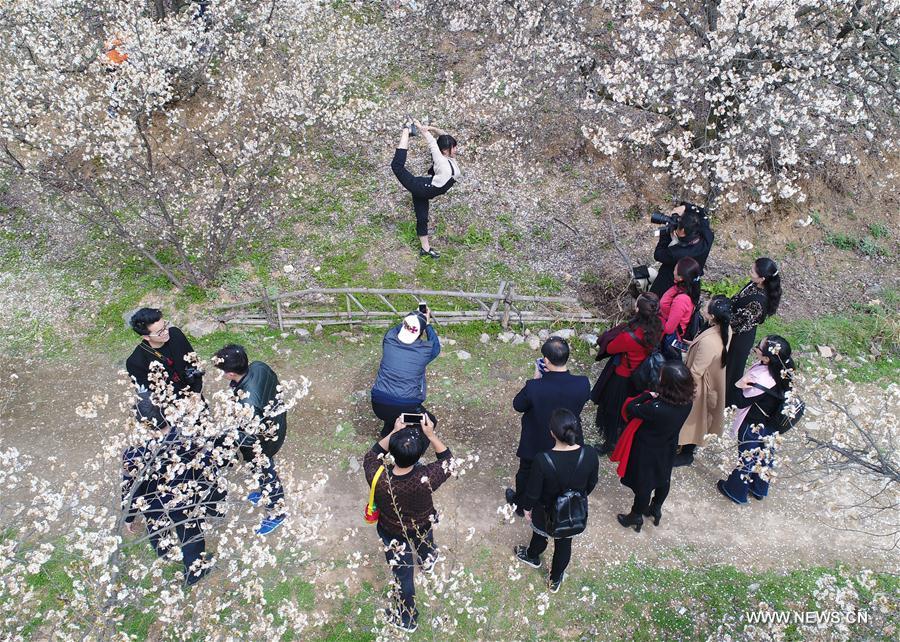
left=363, top=465, right=385, bottom=524
left=543, top=449, right=588, bottom=538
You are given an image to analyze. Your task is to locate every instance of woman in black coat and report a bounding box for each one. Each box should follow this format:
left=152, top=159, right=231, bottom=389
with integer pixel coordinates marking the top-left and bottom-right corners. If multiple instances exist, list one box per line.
left=726, top=257, right=781, bottom=406
left=614, top=361, right=695, bottom=532
left=515, top=409, right=600, bottom=593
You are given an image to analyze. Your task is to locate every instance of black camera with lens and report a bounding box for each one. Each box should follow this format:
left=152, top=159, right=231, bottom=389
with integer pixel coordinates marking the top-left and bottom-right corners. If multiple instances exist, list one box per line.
left=650, top=211, right=680, bottom=233
left=184, top=366, right=205, bottom=392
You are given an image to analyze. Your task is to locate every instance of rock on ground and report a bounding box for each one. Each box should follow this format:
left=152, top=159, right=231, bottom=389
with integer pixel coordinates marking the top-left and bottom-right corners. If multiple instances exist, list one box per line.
left=498, top=331, right=515, bottom=343
left=527, top=336, right=541, bottom=350
left=553, top=328, right=576, bottom=340
left=184, top=319, right=220, bottom=338
left=479, top=333, right=490, bottom=344
left=456, top=350, right=471, bottom=360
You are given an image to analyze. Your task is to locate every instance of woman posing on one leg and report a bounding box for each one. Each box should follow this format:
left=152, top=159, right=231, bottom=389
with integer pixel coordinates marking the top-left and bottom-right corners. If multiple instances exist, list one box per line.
left=390, top=119, right=460, bottom=258
left=673, top=296, right=731, bottom=467
left=725, top=258, right=781, bottom=406
left=612, top=361, right=695, bottom=531
left=718, top=335, right=794, bottom=504
left=514, top=409, right=599, bottom=593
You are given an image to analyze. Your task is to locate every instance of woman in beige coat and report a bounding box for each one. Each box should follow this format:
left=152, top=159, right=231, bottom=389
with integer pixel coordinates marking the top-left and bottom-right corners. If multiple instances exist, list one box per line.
left=673, top=295, right=731, bottom=467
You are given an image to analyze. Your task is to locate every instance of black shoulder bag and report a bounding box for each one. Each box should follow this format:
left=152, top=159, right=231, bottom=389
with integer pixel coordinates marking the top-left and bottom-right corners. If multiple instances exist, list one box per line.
left=542, top=449, right=588, bottom=538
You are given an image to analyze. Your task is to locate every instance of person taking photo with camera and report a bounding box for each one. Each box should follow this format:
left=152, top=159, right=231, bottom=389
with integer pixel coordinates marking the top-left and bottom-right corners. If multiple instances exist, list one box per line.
left=370, top=305, right=441, bottom=437
left=126, top=308, right=203, bottom=395
left=649, top=202, right=714, bottom=297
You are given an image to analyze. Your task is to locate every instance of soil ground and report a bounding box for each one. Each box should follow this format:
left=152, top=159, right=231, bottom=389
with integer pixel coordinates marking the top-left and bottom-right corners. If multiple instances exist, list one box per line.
left=5, top=336, right=896, bottom=580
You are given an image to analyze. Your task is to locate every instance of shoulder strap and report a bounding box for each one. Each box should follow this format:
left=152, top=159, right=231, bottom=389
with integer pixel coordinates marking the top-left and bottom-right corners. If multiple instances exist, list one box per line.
left=545, top=449, right=585, bottom=490
left=749, top=382, right=783, bottom=400
left=368, top=465, right=385, bottom=508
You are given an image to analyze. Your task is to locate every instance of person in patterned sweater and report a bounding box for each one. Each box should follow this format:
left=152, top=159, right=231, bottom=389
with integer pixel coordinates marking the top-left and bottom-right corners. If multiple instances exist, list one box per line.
left=363, top=414, right=452, bottom=634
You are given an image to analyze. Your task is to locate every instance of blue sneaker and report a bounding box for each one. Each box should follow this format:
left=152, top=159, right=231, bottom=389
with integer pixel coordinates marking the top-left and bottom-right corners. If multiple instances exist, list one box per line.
left=256, top=515, right=286, bottom=535
left=247, top=491, right=262, bottom=506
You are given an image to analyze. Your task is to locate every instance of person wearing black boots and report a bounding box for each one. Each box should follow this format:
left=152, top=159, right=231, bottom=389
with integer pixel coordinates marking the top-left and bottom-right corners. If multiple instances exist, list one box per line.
left=725, top=258, right=781, bottom=407
left=613, top=361, right=694, bottom=531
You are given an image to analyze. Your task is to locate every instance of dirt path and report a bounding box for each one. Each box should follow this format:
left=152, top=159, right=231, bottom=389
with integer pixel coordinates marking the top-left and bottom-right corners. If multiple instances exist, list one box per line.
left=3, top=345, right=896, bottom=576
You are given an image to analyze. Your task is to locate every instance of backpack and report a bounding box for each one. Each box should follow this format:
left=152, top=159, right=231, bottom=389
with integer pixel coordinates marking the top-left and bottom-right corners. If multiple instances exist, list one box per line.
left=542, top=449, right=589, bottom=538
left=682, top=304, right=702, bottom=342
left=625, top=331, right=666, bottom=391
left=749, top=383, right=806, bottom=433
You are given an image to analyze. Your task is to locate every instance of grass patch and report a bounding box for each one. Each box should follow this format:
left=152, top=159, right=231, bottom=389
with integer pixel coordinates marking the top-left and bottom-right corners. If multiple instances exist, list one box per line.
left=824, top=231, right=886, bottom=257
left=760, top=291, right=899, bottom=382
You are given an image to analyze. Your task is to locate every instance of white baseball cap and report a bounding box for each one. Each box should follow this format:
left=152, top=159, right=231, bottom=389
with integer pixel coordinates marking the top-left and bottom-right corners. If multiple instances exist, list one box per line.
left=397, top=314, right=422, bottom=344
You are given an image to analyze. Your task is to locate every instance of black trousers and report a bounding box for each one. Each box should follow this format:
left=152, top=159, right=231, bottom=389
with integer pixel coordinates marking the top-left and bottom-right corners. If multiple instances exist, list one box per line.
left=726, top=328, right=758, bottom=407
left=513, top=457, right=533, bottom=505
left=371, top=399, right=437, bottom=438
left=631, top=483, right=671, bottom=514
left=145, top=499, right=206, bottom=579
left=377, top=524, right=436, bottom=626
left=526, top=530, right=572, bottom=583
left=391, top=148, right=454, bottom=236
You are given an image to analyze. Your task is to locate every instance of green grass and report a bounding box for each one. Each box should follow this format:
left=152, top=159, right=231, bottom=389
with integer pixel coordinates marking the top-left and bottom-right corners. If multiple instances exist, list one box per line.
left=701, top=277, right=742, bottom=298
left=760, top=292, right=899, bottom=383
left=824, top=231, right=886, bottom=257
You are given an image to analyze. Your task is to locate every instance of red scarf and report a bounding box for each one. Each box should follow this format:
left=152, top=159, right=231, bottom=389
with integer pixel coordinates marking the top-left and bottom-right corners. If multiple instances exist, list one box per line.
left=610, top=395, right=643, bottom=478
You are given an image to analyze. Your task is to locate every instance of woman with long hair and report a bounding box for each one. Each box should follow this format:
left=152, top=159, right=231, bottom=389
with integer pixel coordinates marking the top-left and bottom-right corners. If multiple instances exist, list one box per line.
left=390, top=119, right=460, bottom=259
left=613, top=361, right=695, bottom=531
left=659, top=256, right=701, bottom=354
left=515, top=409, right=600, bottom=593
left=673, top=296, right=731, bottom=467
left=725, top=257, right=782, bottom=406
left=594, top=292, right=663, bottom=455
left=718, top=335, right=794, bottom=504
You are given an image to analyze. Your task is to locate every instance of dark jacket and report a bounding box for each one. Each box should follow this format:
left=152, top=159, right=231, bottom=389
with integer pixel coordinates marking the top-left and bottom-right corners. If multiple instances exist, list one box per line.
left=513, top=370, right=591, bottom=460
left=371, top=324, right=441, bottom=405
left=232, top=361, right=287, bottom=458
left=126, top=327, right=200, bottom=393
left=650, top=216, right=714, bottom=296
left=621, top=392, right=693, bottom=493
left=730, top=282, right=770, bottom=334
left=520, top=445, right=600, bottom=512
left=735, top=381, right=783, bottom=429
left=363, top=443, right=453, bottom=538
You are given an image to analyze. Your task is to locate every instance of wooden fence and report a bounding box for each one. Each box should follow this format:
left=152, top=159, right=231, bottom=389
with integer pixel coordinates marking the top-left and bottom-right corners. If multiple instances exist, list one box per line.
left=216, top=282, right=603, bottom=330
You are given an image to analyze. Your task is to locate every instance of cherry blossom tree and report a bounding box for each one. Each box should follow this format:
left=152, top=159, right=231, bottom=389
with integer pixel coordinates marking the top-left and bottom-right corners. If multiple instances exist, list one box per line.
left=0, top=0, right=397, bottom=288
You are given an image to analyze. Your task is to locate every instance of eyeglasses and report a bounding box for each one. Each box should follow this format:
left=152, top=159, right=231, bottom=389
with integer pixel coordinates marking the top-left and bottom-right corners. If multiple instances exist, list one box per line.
left=148, top=321, right=170, bottom=337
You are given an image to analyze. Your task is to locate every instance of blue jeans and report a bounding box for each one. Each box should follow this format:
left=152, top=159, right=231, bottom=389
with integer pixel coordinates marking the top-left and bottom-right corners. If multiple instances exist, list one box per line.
left=377, top=524, right=436, bottom=625
left=722, top=422, right=776, bottom=503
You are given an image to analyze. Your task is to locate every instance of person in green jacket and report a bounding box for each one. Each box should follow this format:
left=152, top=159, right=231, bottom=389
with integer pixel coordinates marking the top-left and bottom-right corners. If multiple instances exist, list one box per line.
left=214, top=344, right=287, bottom=535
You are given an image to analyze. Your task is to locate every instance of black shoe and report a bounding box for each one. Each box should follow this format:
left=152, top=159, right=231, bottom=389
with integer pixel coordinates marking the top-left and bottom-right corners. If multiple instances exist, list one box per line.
left=672, top=452, right=694, bottom=467
left=419, top=247, right=440, bottom=259
left=643, top=503, right=662, bottom=526
left=549, top=572, right=566, bottom=593
left=514, top=545, right=541, bottom=568
left=505, top=488, right=524, bottom=516
left=616, top=511, right=643, bottom=532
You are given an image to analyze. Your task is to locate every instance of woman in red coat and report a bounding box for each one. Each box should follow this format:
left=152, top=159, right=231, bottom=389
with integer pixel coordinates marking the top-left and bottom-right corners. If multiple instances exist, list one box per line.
left=594, top=292, right=663, bottom=455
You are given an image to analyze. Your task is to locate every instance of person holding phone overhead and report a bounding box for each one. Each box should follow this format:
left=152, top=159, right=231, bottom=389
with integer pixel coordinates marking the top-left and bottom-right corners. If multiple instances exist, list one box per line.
left=370, top=306, right=441, bottom=437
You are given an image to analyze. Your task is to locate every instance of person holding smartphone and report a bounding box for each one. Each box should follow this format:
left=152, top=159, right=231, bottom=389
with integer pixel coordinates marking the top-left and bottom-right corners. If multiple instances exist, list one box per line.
left=505, top=337, right=590, bottom=516
left=371, top=305, right=441, bottom=437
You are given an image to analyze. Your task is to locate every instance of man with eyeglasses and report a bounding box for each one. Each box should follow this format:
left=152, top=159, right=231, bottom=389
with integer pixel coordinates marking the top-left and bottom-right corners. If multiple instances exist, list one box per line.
left=126, top=307, right=203, bottom=394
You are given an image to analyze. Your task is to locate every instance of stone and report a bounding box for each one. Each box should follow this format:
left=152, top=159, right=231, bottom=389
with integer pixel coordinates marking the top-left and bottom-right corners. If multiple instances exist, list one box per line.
left=580, top=333, right=598, bottom=346
left=445, top=338, right=457, bottom=346
left=479, top=333, right=490, bottom=344
left=816, top=345, right=834, bottom=358
left=183, top=319, right=220, bottom=338
left=511, top=334, right=525, bottom=345
left=314, top=323, right=324, bottom=335
left=498, top=331, right=515, bottom=343
left=553, top=328, right=576, bottom=340
left=527, top=336, right=541, bottom=350
left=293, top=328, right=311, bottom=340
left=347, top=456, right=360, bottom=473
left=456, top=350, right=471, bottom=360
left=537, top=329, right=550, bottom=341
